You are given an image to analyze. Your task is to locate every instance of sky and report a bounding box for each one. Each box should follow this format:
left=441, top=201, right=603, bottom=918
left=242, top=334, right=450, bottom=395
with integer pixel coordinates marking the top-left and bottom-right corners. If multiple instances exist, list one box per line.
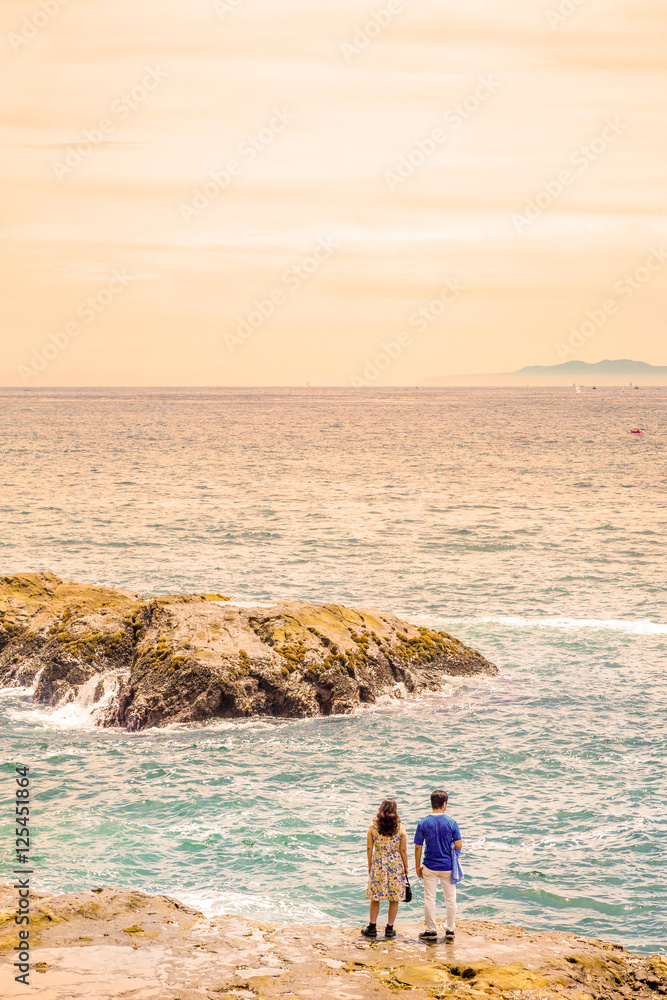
left=1, top=0, right=666, bottom=386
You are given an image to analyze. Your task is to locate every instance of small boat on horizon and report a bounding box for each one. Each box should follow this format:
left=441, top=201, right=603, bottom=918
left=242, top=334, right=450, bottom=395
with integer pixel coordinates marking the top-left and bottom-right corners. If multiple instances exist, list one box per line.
left=630, top=428, right=644, bottom=434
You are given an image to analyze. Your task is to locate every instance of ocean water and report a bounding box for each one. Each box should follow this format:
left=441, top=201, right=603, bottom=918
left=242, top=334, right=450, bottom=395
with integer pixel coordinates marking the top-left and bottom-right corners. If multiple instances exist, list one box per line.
left=0, top=387, right=665, bottom=953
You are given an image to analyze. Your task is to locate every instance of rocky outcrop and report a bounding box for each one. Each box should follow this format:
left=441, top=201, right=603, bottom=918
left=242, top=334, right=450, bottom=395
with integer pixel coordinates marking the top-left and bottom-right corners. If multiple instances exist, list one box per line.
left=1, top=884, right=665, bottom=1000
left=0, top=572, right=497, bottom=731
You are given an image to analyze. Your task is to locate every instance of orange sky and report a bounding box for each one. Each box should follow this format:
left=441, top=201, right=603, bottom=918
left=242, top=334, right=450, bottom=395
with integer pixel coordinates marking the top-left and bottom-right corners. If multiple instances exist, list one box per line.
left=1, top=0, right=666, bottom=386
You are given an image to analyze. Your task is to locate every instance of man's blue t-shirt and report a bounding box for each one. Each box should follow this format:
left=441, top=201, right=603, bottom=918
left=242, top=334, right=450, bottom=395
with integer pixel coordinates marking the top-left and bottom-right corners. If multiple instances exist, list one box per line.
left=414, top=813, right=461, bottom=870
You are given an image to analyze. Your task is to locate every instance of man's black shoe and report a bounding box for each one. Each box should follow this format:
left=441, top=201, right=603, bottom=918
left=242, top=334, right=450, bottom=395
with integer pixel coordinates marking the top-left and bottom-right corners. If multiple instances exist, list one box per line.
left=418, top=930, right=437, bottom=942
left=361, top=923, right=377, bottom=938
left=384, top=925, right=396, bottom=938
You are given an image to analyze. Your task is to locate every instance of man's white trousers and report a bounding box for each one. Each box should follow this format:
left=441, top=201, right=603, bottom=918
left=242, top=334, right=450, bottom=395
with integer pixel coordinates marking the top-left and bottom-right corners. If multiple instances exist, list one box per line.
left=422, top=865, right=456, bottom=933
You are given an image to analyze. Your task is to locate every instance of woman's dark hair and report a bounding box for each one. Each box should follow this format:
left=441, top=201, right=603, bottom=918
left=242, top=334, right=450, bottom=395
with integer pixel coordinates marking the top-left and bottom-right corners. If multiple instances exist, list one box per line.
left=376, top=798, right=400, bottom=836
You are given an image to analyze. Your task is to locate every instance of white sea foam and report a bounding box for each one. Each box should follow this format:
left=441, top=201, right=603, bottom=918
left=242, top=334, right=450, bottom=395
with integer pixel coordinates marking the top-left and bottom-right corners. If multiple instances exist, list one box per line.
left=157, top=715, right=284, bottom=734
left=0, top=677, right=43, bottom=700
left=172, top=887, right=335, bottom=923
left=2, top=666, right=47, bottom=699
left=7, top=670, right=127, bottom=730
left=220, top=600, right=278, bottom=608
left=411, top=614, right=667, bottom=635
left=479, top=616, right=667, bottom=634
left=0, top=686, right=26, bottom=697
left=356, top=680, right=459, bottom=715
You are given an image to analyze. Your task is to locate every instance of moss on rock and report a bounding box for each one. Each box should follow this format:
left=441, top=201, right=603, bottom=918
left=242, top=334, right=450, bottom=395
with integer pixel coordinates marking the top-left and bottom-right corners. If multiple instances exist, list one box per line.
left=0, top=574, right=498, bottom=730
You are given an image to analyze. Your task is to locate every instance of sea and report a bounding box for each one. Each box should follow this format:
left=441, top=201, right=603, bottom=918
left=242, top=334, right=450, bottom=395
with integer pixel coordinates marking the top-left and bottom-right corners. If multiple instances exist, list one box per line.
left=0, top=386, right=665, bottom=954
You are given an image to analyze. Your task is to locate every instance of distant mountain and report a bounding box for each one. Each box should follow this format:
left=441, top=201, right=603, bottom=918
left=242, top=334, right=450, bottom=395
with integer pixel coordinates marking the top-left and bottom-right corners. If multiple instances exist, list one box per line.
left=516, top=359, right=667, bottom=377
left=421, top=359, right=667, bottom=386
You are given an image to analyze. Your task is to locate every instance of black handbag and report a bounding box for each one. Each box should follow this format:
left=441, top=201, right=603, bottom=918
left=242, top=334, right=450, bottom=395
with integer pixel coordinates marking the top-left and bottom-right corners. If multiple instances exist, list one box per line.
left=404, top=875, right=413, bottom=903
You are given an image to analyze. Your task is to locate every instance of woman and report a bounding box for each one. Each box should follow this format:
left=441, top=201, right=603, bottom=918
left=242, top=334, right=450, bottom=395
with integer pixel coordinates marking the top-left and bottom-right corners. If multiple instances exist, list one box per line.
left=362, top=797, right=409, bottom=939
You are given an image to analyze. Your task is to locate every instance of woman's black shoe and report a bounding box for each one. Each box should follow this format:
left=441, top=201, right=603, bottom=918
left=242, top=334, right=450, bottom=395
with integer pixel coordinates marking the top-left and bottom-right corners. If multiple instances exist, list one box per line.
left=384, top=925, right=396, bottom=938
left=361, top=923, right=377, bottom=938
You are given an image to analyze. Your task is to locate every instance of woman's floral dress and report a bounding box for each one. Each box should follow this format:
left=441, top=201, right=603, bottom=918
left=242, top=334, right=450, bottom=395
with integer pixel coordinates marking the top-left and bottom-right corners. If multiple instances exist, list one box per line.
left=366, top=820, right=407, bottom=902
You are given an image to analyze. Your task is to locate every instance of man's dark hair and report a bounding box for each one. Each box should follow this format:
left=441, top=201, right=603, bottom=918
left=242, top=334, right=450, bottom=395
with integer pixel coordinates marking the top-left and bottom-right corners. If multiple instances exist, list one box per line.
left=431, top=789, right=448, bottom=809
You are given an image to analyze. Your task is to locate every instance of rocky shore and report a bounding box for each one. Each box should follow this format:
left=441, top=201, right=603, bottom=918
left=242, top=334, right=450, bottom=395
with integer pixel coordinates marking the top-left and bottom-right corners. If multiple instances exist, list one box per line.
left=0, top=573, right=497, bottom=730
left=1, top=885, right=665, bottom=1000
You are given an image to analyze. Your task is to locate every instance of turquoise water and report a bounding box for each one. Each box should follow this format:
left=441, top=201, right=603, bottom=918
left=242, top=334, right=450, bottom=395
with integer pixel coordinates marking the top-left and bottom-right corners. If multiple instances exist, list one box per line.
left=1, top=387, right=666, bottom=952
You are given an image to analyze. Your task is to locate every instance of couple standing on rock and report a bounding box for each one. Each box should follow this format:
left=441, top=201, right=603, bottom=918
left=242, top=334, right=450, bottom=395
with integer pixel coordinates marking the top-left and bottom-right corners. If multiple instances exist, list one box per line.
left=362, top=790, right=463, bottom=942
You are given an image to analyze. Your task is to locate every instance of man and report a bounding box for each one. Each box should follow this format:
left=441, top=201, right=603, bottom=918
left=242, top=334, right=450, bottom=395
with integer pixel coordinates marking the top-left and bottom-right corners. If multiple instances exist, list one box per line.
left=414, top=789, right=462, bottom=942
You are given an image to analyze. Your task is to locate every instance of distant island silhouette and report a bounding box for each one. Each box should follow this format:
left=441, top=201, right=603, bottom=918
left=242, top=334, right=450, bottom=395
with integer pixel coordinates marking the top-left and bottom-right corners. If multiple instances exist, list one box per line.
left=421, top=359, right=667, bottom=386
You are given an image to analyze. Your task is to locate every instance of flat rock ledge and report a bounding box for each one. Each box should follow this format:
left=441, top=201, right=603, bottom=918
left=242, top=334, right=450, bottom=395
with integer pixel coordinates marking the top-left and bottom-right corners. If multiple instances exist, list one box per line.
left=1, top=886, right=665, bottom=1000
left=0, top=573, right=497, bottom=730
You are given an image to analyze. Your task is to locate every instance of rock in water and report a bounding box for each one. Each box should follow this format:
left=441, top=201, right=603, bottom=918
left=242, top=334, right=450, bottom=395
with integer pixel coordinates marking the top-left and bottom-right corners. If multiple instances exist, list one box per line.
left=0, top=573, right=498, bottom=730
